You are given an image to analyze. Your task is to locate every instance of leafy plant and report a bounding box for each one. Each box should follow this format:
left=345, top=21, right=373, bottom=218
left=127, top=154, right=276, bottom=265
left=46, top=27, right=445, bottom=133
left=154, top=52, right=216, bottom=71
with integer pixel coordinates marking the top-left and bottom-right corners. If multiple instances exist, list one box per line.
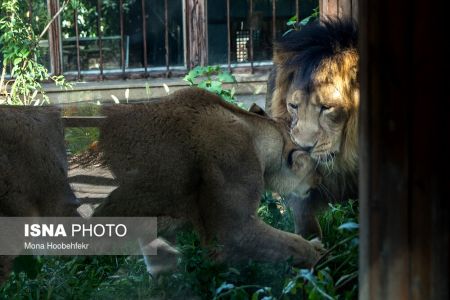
left=0, top=255, right=153, bottom=299
left=63, top=104, right=102, bottom=155
left=258, top=192, right=294, bottom=232
left=0, top=199, right=358, bottom=299
left=183, top=65, right=241, bottom=106
left=214, top=199, right=359, bottom=300
left=285, top=7, right=319, bottom=35
left=0, top=0, right=71, bottom=105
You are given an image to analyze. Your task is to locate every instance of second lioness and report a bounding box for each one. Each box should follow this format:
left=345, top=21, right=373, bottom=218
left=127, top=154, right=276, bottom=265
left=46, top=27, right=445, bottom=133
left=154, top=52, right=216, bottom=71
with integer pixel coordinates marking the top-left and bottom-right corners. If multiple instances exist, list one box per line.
left=95, top=87, right=321, bottom=267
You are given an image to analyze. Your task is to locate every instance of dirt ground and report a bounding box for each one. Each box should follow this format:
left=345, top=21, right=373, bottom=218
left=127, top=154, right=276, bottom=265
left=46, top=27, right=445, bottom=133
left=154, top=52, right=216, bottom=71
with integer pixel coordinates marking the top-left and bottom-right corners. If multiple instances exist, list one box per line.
left=68, top=152, right=117, bottom=218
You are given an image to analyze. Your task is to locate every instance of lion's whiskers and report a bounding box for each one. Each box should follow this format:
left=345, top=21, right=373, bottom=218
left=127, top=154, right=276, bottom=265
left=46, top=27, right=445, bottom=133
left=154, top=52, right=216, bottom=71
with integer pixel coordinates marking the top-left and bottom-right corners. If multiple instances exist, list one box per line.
left=314, top=159, right=321, bottom=172
left=318, top=182, right=337, bottom=203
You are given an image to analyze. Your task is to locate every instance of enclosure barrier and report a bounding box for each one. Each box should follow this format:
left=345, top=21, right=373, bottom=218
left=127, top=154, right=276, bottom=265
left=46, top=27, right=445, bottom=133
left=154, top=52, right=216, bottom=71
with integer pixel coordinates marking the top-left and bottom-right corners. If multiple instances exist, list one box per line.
left=62, top=116, right=107, bottom=127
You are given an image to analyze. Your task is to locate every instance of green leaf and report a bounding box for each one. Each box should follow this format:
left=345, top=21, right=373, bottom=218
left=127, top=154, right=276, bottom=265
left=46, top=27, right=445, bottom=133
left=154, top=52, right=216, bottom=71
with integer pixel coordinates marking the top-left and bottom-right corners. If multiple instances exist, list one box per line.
left=197, top=81, right=210, bottom=90
left=216, top=282, right=235, bottom=295
left=282, top=280, right=297, bottom=294
left=286, top=20, right=296, bottom=26
left=13, top=57, right=22, bottom=65
left=217, top=72, right=236, bottom=83
left=300, top=16, right=312, bottom=26
left=283, top=28, right=294, bottom=37
left=287, top=15, right=297, bottom=23
left=338, top=222, right=359, bottom=231
left=209, top=80, right=222, bottom=91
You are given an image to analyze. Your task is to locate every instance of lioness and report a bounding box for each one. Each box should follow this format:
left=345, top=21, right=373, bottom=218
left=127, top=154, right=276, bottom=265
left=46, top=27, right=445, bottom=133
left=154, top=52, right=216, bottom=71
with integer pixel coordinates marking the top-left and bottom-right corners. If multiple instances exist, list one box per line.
left=94, top=87, right=321, bottom=269
left=267, top=18, right=359, bottom=238
left=0, top=106, right=79, bottom=282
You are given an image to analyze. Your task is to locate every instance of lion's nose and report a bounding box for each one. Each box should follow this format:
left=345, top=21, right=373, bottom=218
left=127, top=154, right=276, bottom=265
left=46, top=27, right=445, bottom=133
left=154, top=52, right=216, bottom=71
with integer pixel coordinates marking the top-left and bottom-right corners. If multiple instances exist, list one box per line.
left=299, top=141, right=318, bottom=153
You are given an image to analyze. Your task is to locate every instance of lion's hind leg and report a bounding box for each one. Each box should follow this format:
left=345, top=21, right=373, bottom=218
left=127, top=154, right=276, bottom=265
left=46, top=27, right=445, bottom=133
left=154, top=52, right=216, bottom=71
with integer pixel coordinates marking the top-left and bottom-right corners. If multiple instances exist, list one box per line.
left=93, top=177, right=169, bottom=217
left=93, top=180, right=192, bottom=278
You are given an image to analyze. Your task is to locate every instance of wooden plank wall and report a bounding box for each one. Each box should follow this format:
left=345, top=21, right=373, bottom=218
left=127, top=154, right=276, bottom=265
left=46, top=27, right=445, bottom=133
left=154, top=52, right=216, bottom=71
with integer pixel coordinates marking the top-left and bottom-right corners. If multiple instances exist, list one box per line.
left=185, top=0, right=208, bottom=68
left=359, top=0, right=449, bottom=299
left=319, top=0, right=357, bottom=20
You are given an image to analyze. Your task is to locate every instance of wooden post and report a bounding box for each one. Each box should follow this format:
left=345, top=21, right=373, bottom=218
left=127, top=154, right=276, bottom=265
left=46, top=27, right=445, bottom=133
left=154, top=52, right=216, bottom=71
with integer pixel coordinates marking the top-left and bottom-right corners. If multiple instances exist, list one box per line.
left=359, top=0, right=449, bottom=299
left=47, top=0, right=63, bottom=75
left=339, top=0, right=352, bottom=17
left=320, top=0, right=356, bottom=20
left=186, top=0, right=208, bottom=68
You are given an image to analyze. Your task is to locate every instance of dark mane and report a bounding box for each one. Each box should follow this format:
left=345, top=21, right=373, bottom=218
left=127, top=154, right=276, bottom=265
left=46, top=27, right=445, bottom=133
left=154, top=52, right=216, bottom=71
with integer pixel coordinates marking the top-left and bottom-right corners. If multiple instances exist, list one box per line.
left=275, top=18, right=358, bottom=87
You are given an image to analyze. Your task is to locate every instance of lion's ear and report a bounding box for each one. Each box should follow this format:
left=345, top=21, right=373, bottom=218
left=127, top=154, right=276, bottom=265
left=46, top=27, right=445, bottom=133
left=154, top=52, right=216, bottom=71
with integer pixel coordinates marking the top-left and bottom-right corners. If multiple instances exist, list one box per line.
left=249, top=103, right=268, bottom=117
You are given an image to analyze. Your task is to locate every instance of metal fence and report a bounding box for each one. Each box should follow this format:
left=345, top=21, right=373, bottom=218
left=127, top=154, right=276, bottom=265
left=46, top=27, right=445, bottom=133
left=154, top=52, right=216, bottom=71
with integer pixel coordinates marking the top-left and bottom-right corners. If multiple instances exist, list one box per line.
left=33, top=0, right=311, bottom=80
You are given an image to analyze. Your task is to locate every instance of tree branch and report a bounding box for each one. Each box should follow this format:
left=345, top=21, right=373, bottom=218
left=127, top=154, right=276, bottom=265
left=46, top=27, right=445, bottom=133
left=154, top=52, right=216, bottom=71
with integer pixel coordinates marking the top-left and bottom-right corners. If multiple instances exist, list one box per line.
left=38, top=0, right=70, bottom=40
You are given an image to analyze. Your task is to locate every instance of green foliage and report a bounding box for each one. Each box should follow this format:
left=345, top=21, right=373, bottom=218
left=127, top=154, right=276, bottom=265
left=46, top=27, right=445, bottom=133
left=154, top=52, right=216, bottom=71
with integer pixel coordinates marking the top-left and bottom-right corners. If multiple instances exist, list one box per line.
left=65, top=127, right=100, bottom=155
left=183, top=65, right=242, bottom=107
left=258, top=192, right=294, bottom=232
left=0, top=199, right=358, bottom=299
left=63, top=104, right=101, bottom=155
left=0, top=256, right=153, bottom=299
left=63, top=0, right=120, bottom=38
left=213, top=199, right=359, bottom=300
left=0, top=0, right=71, bottom=105
left=151, top=230, right=293, bottom=299
left=284, top=7, right=320, bottom=36
left=312, top=201, right=359, bottom=299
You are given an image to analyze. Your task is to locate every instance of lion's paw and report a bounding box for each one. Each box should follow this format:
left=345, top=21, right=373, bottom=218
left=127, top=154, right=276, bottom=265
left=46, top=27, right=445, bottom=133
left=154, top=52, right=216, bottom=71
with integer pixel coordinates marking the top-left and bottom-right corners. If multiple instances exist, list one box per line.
left=309, top=237, right=326, bottom=253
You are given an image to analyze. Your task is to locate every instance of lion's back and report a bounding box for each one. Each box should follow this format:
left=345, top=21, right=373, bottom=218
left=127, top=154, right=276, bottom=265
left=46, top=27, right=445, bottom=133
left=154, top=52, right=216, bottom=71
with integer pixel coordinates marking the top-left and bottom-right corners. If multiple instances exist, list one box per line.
left=99, top=88, right=255, bottom=191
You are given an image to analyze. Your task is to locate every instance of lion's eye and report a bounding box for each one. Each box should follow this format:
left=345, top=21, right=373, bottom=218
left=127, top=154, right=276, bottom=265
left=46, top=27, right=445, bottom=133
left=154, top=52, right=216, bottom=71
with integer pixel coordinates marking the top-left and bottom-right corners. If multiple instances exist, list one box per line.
left=321, top=105, right=332, bottom=112
left=288, top=103, right=298, bottom=110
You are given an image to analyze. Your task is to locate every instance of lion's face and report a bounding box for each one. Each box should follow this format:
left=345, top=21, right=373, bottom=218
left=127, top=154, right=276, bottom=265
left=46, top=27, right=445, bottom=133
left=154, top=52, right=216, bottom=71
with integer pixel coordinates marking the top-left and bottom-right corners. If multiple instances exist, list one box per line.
left=286, top=82, right=347, bottom=163
left=283, top=54, right=359, bottom=169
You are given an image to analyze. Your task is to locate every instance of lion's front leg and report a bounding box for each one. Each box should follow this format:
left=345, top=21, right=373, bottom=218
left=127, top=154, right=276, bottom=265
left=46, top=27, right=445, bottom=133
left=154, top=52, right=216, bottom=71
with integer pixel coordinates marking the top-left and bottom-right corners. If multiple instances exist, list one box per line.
left=198, top=175, right=321, bottom=268
left=286, top=190, right=325, bottom=240
left=227, top=218, right=322, bottom=267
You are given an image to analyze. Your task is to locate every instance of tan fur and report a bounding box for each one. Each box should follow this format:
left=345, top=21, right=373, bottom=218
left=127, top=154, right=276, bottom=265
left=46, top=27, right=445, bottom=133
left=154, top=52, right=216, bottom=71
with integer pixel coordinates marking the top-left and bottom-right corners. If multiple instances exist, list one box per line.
left=0, top=106, right=78, bottom=217
left=273, top=47, right=359, bottom=185
left=0, top=106, right=79, bottom=282
left=94, top=87, right=321, bottom=269
left=270, top=42, right=359, bottom=238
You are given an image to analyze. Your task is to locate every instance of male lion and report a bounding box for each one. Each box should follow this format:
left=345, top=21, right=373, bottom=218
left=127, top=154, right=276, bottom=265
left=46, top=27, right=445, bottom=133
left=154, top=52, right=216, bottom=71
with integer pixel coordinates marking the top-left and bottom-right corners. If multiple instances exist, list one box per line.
left=266, top=18, right=359, bottom=238
left=94, top=87, right=322, bottom=271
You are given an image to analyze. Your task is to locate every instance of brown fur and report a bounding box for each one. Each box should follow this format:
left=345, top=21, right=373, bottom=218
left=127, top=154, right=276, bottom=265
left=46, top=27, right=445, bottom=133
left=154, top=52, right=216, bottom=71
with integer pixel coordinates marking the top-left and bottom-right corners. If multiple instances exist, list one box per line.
left=0, top=106, right=79, bottom=282
left=94, top=87, right=322, bottom=269
left=267, top=19, right=359, bottom=238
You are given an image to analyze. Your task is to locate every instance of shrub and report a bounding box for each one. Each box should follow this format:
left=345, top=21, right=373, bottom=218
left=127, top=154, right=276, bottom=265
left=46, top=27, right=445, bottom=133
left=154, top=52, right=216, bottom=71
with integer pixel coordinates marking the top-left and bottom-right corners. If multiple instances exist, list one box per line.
left=0, top=199, right=358, bottom=299
left=183, top=65, right=242, bottom=107
left=0, top=0, right=71, bottom=105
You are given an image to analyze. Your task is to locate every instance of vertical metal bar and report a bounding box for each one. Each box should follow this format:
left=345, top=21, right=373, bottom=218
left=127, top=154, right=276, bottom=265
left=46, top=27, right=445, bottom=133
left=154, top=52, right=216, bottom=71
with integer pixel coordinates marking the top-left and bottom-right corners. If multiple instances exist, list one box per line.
left=74, top=9, right=81, bottom=80
left=28, top=0, right=33, bottom=24
left=249, top=0, right=254, bottom=73
left=272, top=0, right=276, bottom=45
left=141, top=0, right=148, bottom=75
left=226, top=0, right=231, bottom=72
left=97, top=0, right=104, bottom=80
left=164, top=0, right=170, bottom=77
left=203, top=0, right=208, bottom=66
left=184, top=0, right=190, bottom=70
left=119, top=0, right=125, bottom=78
left=296, top=0, right=300, bottom=21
